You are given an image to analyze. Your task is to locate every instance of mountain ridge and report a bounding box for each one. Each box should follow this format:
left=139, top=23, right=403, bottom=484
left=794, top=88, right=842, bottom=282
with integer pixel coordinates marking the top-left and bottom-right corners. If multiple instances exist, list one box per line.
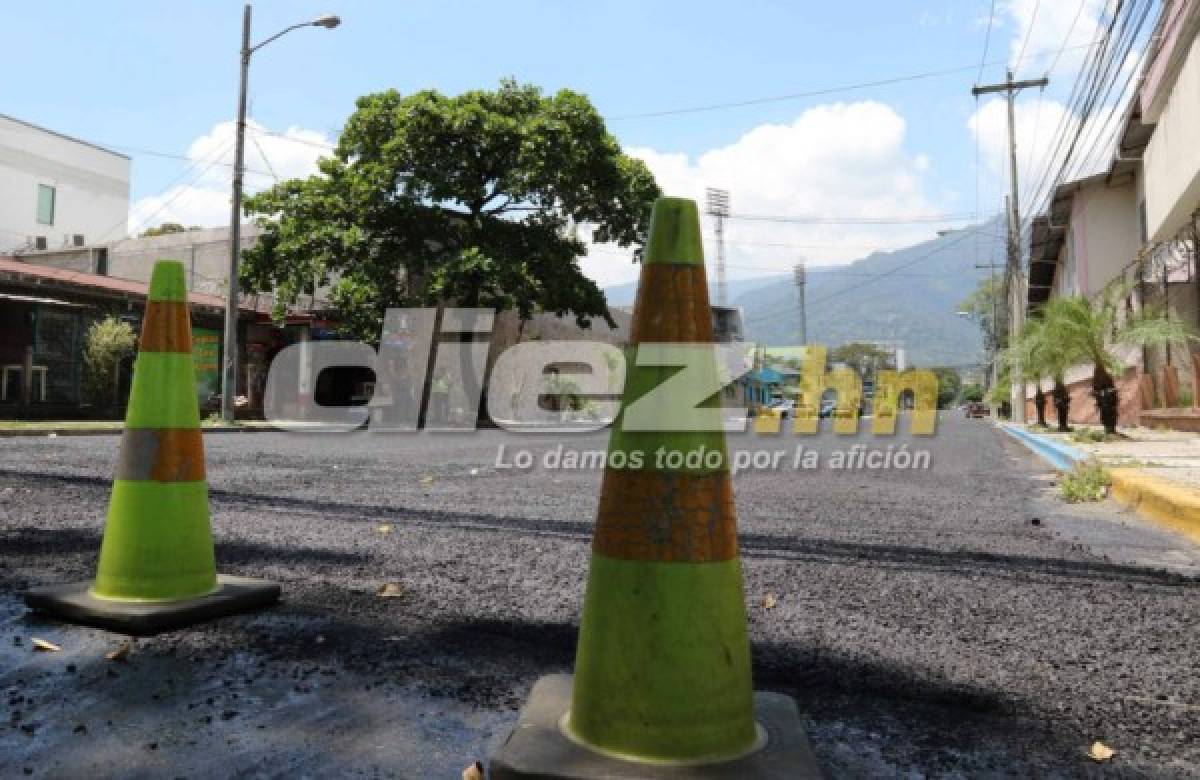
left=602, top=216, right=1005, bottom=367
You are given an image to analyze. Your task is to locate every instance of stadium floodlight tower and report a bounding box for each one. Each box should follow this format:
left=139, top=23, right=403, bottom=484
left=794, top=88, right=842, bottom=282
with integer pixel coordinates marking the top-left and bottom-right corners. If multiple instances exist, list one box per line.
left=705, top=188, right=731, bottom=306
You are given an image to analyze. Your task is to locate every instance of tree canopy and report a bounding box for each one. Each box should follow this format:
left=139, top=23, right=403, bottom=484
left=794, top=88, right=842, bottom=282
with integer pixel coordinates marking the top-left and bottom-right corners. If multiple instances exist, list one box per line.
left=140, top=222, right=201, bottom=238
left=958, top=274, right=1006, bottom=352
left=241, top=80, right=661, bottom=341
left=829, top=342, right=893, bottom=370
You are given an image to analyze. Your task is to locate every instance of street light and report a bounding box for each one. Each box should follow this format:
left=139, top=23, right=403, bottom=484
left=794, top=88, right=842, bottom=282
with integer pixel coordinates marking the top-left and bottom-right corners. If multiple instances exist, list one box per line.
left=222, top=5, right=340, bottom=423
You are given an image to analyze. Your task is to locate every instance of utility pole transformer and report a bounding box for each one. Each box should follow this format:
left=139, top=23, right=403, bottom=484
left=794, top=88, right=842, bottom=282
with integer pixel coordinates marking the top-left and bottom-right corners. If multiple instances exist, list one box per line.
left=705, top=188, right=730, bottom=307
left=971, top=69, right=1047, bottom=424
left=793, top=261, right=807, bottom=345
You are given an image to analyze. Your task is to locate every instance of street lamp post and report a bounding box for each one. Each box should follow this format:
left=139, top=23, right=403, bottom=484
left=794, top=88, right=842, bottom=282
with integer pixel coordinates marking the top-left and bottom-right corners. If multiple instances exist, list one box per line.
left=222, top=5, right=340, bottom=423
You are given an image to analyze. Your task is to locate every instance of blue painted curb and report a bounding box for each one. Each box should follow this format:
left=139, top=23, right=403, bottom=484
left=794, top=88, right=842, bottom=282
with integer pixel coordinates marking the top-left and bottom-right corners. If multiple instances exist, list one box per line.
left=999, top=423, right=1087, bottom=471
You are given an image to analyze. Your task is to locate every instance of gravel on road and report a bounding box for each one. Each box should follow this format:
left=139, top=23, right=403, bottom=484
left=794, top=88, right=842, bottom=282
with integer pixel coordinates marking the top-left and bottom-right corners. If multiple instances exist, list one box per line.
left=1, top=417, right=1198, bottom=778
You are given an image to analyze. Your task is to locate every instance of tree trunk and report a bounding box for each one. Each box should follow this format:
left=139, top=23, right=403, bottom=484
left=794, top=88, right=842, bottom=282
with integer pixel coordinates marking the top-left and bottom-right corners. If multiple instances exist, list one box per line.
left=1093, top=365, right=1118, bottom=435
left=1052, top=379, right=1071, bottom=432
left=1033, top=386, right=1048, bottom=427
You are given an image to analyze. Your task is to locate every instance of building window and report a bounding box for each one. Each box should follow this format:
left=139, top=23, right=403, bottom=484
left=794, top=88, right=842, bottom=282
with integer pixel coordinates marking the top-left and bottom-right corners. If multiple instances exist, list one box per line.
left=36, top=184, right=56, bottom=225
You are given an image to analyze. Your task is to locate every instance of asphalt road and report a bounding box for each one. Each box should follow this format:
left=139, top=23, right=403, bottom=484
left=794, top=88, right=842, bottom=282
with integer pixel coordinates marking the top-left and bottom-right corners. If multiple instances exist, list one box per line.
left=1, top=416, right=1198, bottom=778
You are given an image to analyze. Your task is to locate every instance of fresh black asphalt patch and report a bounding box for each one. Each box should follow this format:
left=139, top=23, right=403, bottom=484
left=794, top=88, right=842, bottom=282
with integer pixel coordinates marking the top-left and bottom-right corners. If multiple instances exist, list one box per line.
left=1, top=418, right=1198, bottom=777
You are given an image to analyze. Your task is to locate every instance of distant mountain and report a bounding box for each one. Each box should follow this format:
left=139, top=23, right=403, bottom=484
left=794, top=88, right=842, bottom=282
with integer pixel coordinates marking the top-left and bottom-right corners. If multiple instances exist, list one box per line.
left=602, top=217, right=1005, bottom=368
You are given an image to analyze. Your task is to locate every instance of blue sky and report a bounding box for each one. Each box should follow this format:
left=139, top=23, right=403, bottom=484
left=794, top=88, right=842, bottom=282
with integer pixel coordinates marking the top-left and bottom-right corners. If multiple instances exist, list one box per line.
left=2, top=1, right=1114, bottom=286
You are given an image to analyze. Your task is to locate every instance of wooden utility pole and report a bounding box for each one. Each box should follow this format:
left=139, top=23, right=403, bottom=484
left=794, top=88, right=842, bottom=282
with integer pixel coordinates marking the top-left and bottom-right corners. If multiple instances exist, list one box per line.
left=972, top=69, right=1048, bottom=423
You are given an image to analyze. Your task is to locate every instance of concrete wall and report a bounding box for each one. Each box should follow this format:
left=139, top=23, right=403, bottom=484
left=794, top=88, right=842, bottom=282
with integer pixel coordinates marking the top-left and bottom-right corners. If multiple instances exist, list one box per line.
left=0, top=115, right=130, bottom=253
left=106, top=225, right=262, bottom=298
left=1144, top=28, right=1200, bottom=242
left=1072, top=180, right=1141, bottom=298
left=1024, top=368, right=1142, bottom=427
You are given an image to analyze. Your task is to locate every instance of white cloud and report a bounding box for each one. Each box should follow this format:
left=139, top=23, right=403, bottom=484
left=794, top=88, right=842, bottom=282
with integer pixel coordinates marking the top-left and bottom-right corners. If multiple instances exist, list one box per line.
left=128, top=120, right=332, bottom=235
left=969, top=96, right=1077, bottom=205
left=1003, top=0, right=1106, bottom=76
left=965, top=0, right=1149, bottom=219
left=583, top=101, right=947, bottom=288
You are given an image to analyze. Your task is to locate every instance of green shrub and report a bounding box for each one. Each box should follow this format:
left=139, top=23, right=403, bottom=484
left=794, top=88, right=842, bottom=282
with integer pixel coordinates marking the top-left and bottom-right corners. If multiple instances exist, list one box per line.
left=82, top=316, right=137, bottom=410
left=1060, top=460, right=1110, bottom=503
left=1069, top=427, right=1107, bottom=443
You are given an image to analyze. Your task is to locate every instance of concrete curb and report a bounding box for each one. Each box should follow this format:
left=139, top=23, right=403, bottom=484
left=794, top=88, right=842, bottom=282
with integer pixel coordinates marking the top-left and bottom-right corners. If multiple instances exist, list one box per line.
left=1107, top=468, right=1200, bottom=545
left=997, top=423, right=1200, bottom=546
left=998, top=423, right=1086, bottom=471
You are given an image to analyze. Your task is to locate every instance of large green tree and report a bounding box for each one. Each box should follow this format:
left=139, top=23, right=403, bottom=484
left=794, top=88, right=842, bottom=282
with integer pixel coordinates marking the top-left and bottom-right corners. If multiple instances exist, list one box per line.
left=242, top=80, right=661, bottom=341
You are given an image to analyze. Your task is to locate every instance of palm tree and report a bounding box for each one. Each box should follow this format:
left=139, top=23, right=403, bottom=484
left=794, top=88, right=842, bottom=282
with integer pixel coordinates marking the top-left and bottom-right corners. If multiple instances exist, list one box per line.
left=1010, top=314, right=1079, bottom=431
left=1010, top=317, right=1052, bottom=427
left=1042, top=283, right=1197, bottom=435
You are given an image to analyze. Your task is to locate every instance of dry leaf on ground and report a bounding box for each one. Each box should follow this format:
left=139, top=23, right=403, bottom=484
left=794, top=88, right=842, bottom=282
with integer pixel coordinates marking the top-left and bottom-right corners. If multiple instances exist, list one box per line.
left=32, top=638, right=62, bottom=652
left=106, top=641, right=132, bottom=662
left=419, top=475, right=434, bottom=485
left=1087, top=741, right=1115, bottom=762
left=462, top=761, right=484, bottom=780
left=763, top=593, right=778, bottom=610
left=377, top=583, right=404, bottom=598
left=376, top=523, right=394, bottom=535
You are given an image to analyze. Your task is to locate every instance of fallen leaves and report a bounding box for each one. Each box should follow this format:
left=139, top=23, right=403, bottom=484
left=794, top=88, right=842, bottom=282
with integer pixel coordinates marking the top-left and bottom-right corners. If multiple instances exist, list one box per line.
left=31, top=638, right=61, bottom=653
left=462, top=761, right=484, bottom=780
left=376, top=523, right=394, bottom=535
left=377, top=583, right=405, bottom=599
left=419, top=475, right=434, bottom=486
left=1087, top=741, right=1115, bottom=762
left=106, top=641, right=132, bottom=662
left=763, top=593, right=778, bottom=610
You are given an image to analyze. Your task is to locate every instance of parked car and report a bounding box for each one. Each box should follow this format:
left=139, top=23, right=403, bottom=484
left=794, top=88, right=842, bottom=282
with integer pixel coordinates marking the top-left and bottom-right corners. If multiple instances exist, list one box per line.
left=769, top=399, right=796, bottom=418
left=965, top=402, right=989, bottom=418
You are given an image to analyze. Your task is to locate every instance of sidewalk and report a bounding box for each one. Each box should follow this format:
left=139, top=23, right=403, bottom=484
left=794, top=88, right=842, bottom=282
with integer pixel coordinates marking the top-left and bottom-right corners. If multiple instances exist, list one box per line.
left=1001, top=422, right=1200, bottom=544
left=1065, top=426, right=1200, bottom=489
left=0, top=420, right=281, bottom=437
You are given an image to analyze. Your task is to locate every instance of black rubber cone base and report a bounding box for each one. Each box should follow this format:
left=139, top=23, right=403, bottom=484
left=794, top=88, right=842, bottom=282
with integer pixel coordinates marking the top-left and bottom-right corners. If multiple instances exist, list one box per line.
left=24, top=575, right=280, bottom=636
left=490, top=674, right=824, bottom=779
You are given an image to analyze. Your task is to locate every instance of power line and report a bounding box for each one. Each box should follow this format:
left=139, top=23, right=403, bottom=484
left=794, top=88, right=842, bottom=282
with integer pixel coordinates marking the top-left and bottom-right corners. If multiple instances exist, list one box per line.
left=1046, top=0, right=1092, bottom=75
left=606, top=41, right=1100, bottom=121
left=726, top=212, right=977, bottom=225
left=808, top=225, right=989, bottom=306
left=1024, top=0, right=1154, bottom=225
left=977, top=0, right=998, bottom=83
left=1013, top=0, right=1043, bottom=73
left=742, top=225, right=996, bottom=325
left=1019, top=0, right=1129, bottom=227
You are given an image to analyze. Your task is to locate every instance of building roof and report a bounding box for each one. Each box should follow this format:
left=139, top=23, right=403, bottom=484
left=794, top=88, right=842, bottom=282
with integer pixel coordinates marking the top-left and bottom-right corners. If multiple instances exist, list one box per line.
left=1026, top=169, right=1137, bottom=307
left=0, top=113, right=131, bottom=160
left=0, top=256, right=260, bottom=314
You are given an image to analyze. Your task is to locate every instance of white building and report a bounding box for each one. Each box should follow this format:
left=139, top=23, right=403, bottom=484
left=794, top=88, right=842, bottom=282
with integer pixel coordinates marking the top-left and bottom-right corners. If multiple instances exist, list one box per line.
left=1140, top=0, right=1200, bottom=246
left=0, top=114, right=130, bottom=254
left=1025, top=0, right=1200, bottom=424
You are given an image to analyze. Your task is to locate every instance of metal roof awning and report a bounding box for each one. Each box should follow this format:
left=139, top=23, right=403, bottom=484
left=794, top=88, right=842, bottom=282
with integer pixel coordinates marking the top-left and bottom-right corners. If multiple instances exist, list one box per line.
left=0, top=292, right=88, bottom=308
left=0, top=256, right=264, bottom=315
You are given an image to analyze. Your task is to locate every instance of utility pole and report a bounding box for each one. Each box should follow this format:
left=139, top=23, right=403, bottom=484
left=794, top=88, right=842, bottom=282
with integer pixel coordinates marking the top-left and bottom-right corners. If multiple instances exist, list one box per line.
left=974, top=254, right=1001, bottom=390
left=706, top=188, right=730, bottom=306
left=972, top=69, right=1047, bottom=423
left=222, top=3, right=253, bottom=423
left=221, top=5, right=340, bottom=423
left=793, top=261, right=807, bottom=345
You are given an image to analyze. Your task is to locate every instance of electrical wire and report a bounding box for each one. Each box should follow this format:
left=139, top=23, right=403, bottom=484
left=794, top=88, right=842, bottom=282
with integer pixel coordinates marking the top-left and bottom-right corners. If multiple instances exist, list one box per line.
left=1013, top=0, right=1043, bottom=74
left=977, top=0, right=998, bottom=83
